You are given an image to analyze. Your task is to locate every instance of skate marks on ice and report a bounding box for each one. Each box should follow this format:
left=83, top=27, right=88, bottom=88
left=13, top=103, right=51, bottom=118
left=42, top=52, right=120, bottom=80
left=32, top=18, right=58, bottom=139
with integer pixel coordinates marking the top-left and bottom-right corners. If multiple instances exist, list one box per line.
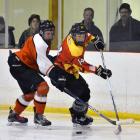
left=1, top=123, right=140, bottom=140
left=0, top=112, right=140, bottom=140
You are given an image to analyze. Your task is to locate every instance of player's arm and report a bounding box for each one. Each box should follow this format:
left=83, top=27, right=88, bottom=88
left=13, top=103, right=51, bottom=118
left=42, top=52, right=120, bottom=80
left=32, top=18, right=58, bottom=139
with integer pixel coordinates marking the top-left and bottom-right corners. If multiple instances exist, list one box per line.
left=72, top=57, right=112, bottom=79
left=72, top=57, right=97, bottom=73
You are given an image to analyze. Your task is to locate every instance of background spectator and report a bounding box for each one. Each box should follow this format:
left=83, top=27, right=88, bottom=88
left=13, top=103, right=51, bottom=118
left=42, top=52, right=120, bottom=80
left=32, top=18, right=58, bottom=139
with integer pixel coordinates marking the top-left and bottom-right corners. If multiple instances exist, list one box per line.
left=0, top=16, right=15, bottom=48
left=8, top=26, right=15, bottom=47
left=110, top=3, right=140, bottom=42
left=17, top=14, right=40, bottom=48
left=81, top=7, right=104, bottom=51
left=82, top=7, right=104, bottom=40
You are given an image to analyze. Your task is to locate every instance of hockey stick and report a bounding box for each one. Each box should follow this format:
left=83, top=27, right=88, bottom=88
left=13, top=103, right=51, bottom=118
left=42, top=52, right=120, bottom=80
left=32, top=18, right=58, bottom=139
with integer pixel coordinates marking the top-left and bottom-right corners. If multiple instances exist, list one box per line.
left=63, top=87, right=134, bottom=126
left=100, top=51, right=122, bottom=134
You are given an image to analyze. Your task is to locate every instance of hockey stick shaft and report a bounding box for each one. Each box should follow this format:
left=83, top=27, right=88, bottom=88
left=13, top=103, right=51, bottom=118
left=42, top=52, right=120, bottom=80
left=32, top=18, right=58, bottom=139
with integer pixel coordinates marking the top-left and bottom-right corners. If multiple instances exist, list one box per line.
left=64, top=87, right=134, bottom=125
left=100, top=51, right=121, bottom=130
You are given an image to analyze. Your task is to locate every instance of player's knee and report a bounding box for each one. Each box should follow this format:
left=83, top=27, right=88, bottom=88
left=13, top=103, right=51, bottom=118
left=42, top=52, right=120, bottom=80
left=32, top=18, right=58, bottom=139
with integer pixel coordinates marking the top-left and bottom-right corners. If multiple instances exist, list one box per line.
left=80, top=88, right=90, bottom=102
left=23, top=92, right=35, bottom=101
left=37, top=82, right=49, bottom=96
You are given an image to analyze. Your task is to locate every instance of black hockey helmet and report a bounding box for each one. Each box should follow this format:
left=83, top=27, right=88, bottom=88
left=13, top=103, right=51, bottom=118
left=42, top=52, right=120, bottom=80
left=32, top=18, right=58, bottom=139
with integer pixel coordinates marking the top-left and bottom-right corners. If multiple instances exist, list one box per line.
left=70, top=22, right=88, bottom=35
left=39, top=20, right=55, bottom=35
left=39, top=20, right=55, bottom=43
left=70, top=23, right=88, bottom=46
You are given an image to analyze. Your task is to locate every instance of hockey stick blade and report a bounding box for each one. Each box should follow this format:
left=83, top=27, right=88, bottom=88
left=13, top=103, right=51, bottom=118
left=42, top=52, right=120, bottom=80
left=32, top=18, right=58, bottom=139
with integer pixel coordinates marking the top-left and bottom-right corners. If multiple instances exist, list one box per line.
left=116, top=119, right=135, bottom=125
left=114, top=125, right=122, bottom=135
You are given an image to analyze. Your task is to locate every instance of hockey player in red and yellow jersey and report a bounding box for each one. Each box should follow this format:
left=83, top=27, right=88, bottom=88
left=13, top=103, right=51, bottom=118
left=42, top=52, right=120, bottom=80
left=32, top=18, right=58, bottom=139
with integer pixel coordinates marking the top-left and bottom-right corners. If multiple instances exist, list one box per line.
left=53, top=23, right=112, bottom=126
left=7, top=20, right=66, bottom=126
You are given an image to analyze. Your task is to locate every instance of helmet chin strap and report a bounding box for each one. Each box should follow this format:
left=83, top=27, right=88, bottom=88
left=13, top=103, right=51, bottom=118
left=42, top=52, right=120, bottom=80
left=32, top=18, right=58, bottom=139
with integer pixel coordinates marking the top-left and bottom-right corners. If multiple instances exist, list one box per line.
left=43, top=38, right=52, bottom=46
left=74, top=41, right=85, bottom=47
left=40, top=33, right=51, bottom=45
left=46, top=40, right=51, bottom=46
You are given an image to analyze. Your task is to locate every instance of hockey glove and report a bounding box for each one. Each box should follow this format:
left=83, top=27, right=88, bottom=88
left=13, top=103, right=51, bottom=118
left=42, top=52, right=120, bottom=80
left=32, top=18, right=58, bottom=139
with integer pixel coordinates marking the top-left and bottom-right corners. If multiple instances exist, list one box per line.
left=48, top=66, right=66, bottom=92
left=95, top=65, right=112, bottom=79
left=92, top=36, right=104, bottom=51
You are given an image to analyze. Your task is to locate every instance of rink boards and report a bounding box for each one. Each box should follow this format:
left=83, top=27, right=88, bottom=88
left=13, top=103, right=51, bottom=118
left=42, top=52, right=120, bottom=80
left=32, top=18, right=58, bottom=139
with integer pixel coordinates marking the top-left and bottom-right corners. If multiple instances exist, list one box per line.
left=0, top=49, right=140, bottom=120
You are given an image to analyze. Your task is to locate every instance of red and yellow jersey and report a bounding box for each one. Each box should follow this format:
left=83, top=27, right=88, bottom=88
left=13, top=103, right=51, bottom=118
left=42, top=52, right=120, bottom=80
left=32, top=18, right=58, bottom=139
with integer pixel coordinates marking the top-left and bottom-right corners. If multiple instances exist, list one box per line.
left=15, top=34, right=54, bottom=75
left=55, top=33, right=97, bottom=79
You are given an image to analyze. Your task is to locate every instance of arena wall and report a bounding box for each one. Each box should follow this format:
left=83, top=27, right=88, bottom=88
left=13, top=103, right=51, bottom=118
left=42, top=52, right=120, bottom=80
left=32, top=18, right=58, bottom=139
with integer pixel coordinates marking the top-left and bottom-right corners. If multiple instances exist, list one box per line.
left=0, top=49, right=140, bottom=120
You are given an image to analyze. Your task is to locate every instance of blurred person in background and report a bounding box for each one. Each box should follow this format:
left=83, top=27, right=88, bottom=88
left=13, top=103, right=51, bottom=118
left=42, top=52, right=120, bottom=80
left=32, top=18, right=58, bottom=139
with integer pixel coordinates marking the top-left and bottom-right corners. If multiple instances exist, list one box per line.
left=0, top=16, right=15, bottom=47
left=81, top=7, right=104, bottom=50
left=110, top=3, right=140, bottom=42
left=17, top=14, right=40, bottom=48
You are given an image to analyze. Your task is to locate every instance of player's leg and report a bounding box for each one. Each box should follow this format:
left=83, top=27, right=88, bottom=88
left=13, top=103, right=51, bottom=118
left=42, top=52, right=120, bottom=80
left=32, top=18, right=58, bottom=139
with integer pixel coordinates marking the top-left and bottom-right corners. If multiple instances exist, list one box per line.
left=17, top=69, right=52, bottom=126
left=7, top=54, right=35, bottom=123
left=8, top=69, right=51, bottom=125
left=33, top=81, right=51, bottom=126
left=49, top=66, right=93, bottom=126
left=66, top=75, right=93, bottom=126
left=8, top=54, right=51, bottom=125
left=8, top=92, right=35, bottom=123
left=8, top=67, right=37, bottom=123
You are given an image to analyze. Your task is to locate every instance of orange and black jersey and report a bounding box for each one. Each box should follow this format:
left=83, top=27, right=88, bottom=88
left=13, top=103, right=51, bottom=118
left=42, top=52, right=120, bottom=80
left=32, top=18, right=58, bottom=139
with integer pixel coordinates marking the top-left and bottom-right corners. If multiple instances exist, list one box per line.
left=15, top=34, right=54, bottom=75
left=55, top=33, right=97, bottom=79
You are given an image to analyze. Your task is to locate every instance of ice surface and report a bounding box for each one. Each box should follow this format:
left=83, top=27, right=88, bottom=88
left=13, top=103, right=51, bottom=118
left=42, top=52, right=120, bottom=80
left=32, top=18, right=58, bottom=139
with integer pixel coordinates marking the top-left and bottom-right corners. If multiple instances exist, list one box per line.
left=0, top=111, right=140, bottom=140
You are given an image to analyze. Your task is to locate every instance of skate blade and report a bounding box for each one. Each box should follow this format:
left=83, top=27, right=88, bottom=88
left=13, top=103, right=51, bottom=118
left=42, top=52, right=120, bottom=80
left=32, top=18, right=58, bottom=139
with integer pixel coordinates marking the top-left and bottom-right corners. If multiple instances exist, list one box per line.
left=7, top=122, right=13, bottom=126
left=7, top=121, right=28, bottom=126
left=34, top=123, right=51, bottom=129
left=73, top=123, right=92, bottom=128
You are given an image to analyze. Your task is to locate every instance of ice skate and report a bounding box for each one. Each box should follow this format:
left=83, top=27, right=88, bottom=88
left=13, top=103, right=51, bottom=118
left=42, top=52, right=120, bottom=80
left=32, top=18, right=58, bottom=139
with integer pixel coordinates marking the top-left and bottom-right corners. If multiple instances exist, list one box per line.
left=34, top=113, right=51, bottom=127
left=69, top=107, right=93, bottom=127
left=8, top=107, right=28, bottom=125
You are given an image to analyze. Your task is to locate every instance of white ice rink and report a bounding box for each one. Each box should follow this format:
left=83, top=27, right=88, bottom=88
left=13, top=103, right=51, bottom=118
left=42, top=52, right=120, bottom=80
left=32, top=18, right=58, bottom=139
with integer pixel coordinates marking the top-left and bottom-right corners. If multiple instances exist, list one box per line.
left=0, top=111, right=140, bottom=140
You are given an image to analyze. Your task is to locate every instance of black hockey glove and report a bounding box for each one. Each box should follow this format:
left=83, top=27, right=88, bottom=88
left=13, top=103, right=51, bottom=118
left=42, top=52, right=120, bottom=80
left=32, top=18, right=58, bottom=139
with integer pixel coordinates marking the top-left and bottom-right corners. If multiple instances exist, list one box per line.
left=92, top=36, right=104, bottom=51
left=95, top=65, right=112, bottom=79
left=48, top=66, right=66, bottom=92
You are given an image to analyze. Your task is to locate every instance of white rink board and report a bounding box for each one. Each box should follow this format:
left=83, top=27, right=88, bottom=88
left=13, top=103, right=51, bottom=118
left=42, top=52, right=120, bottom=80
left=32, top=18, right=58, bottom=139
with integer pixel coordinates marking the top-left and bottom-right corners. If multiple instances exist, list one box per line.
left=0, top=49, right=140, bottom=114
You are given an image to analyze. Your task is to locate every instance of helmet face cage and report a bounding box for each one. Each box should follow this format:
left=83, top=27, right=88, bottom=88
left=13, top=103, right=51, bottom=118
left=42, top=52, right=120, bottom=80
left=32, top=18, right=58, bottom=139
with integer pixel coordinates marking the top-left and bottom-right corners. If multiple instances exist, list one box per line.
left=70, top=23, right=87, bottom=46
left=43, top=30, right=54, bottom=41
left=39, top=20, right=55, bottom=41
left=72, top=33, right=86, bottom=46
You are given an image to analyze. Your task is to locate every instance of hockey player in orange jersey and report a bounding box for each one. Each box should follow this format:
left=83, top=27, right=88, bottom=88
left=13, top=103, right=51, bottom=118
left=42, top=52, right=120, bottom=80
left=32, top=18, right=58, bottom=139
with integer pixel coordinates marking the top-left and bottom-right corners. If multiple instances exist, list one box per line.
left=53, top=23, right=112, bottom=126
left=7, top=20, right=66, bottom=126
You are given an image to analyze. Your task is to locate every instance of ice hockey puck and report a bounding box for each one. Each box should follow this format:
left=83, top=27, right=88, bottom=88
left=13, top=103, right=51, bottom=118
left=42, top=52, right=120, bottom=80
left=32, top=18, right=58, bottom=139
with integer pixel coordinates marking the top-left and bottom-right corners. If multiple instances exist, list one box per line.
left=76, top=131, right=82, bottom=134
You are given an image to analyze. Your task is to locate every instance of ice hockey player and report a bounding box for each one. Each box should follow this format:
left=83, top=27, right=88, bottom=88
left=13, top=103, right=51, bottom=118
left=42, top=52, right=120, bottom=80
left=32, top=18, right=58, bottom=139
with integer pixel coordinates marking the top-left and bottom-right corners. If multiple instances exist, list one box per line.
left=52, top=23, right=112, bottom=126
left=7, top=20, right=66, bottom=126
